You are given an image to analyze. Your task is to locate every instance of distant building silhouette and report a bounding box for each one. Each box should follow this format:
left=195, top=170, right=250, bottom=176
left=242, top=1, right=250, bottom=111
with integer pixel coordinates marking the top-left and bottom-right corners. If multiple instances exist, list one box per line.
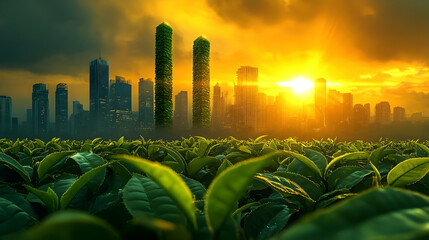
left=375, top=101, right=391, bottom=124
left=314, top=78, right=326, bottom=127
left=70, top=100, right=90, bottom=137
left=109, top=76, right=132, bottom=129
left=364, top=103, right=371, bottom=123
left=234, top=66, right=258, bottom=129
left=326, top=89, right=342, bottom=129
left=90, top=57, right=109, bottom=132
left=393, top=107, right=406, bottom=122
left=11, top=117, right=18, bottom=133
left=138, top=78, right=154, bottom=130
left=353, top=104, right=370, bottom=129
left=211, top=83, right=222, bottom=128
left=193, top=36, right=211, bottom=128
left=55, top=83, right=68, bottom=135
left=32, top=83, right=49, bottom=136
left=342, top=93, right=353, bottom=124
left=174, top=91, right=188, bottom=130
left=0, top=96, right=12, bottom=133
left=155, top=22, right=173, bottom=128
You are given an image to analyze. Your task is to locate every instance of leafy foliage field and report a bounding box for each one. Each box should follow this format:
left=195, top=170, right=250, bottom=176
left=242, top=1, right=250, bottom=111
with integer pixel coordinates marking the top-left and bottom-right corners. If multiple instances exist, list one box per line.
left=0, top=136, right=429, bottom=240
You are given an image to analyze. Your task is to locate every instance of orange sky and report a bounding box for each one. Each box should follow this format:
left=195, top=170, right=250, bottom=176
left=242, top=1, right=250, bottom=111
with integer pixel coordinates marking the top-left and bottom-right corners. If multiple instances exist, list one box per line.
left=1, top=0, right=429, bottom=121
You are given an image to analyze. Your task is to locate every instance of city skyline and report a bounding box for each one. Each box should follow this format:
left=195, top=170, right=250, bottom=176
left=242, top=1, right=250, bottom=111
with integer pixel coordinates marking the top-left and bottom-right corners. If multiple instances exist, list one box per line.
left=3, top=1, right=429, bottom=123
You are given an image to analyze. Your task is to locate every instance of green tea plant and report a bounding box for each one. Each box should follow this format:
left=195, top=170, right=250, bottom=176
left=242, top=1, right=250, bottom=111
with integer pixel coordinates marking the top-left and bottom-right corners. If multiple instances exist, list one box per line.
left=0, top=136, right=428, bottom=240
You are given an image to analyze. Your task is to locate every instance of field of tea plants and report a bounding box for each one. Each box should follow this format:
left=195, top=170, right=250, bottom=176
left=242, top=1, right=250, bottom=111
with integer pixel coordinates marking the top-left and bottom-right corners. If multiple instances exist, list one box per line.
left=0, top=136, right=428, bottom=240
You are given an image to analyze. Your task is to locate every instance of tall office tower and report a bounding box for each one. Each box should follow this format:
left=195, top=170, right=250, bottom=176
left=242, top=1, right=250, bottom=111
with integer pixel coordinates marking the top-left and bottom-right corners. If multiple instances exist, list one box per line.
left=326, top=89, right=342, bottom=129
left=192, top=36, right=211, bottom=128
left=257, top=92, right=267, bottom=132
left=90, top=57, right=109, bottom=132
left=353, top=104, right=370, bottom=129
left=342, top=93, right=353, bottom=123
left=32, top=83, right=49, bottom=136
left=314, top=78, right=327, bottom=127
left=11, top=117, right=18, bottom=133
left=138, top=78, right=154, bottom=129
left=174, top=91, right=188, bottom=130
left=0, top=96, right=12, bottom=133
left=55, top=83, right=68, bottom=134
left=375, top=101, right=391, bottom=124
left=212, top=83, right=222, bottom=128
left=73, top=101, right=84, bottom=115
left=364, top=103, right=371, bottom=123
left=393, top=107, right=406, bottom=122
left=155, top=22, right=173, bottom=128
left=234, top=66, right=258, bottom=129
left=109, top=76, right=132, bottom=127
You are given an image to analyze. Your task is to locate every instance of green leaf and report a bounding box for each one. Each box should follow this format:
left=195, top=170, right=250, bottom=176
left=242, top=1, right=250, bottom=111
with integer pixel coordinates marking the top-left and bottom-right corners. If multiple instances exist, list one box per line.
left=22, top=211, right=120, bottom=240
left=387, top=157, right=429, bottom=187
left=123, top=174, right=187, bottom=224
left=188, top=157, right=221, bottom=177
left=327, top=166, right=373, bottom=191
left=0, top=197, right=38, bottom=235
left=415, top=143, right=429, bottom=157
left=69, top=152, right=107, bottom=192
left=304, top=149, right=328, bottom=173
left=275, top=188, right=429, bottom=240
left=113, top=155, right=197, bottom=229
left=369, top=144, right=390, bottom=166
left=205, top=152, right=280, bottom=233
left=181, top=175, right=206, bottom=201
left=274, top=172, right=324, bottom=201
left=284, top=151, right=322, bottom=179
left=37, top=151, right=75, bottom=182
left=24, top=185, right=58, bottom=212
left=0, top=152, right=31, bottom=183
left=60, top=162, right=111, bottom=209
left=216, top=159, right=232, bottom=176
left=244, top=203, right=291, bottom=240
left=325, top=152, right=370, bottom=176
left=197, top=140, right=210, bottom=157
left=157, top=145, right=188, bottom=175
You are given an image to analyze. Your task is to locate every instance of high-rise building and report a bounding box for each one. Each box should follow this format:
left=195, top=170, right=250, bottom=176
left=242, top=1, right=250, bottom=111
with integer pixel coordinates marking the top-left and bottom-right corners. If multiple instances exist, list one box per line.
left=353, top=104, right=370, bottom=129
left=212, top=83, right=222, bottom=128
left=375, top=101, right=391, bottom=124
left=90, top=57, right=109, bottom=132
left=11, top=117, right=18, bottom=133
left=138, top=78, right=154, bottom=129
left=155, top=22, right=173, bottom=128
left=0, top=96, right=12, bottom=133
left=393, top=106, right=406, bottom=122
left=364, top=103, right=371, bottom=123
left=174, top=91, right=188, bottom=130
left=326, top=89, right=342, bottom=129
left=234, top=66, right=258, bottom=129
left=55, top=83, right=68, bottom=134
left=109, top=76, right=132, bottom=128
left=32, top=83, right=49, bottom=136
left=342, top=93, right=353, bottom=124
left=314, top=78, right=326, bottom=127
left=193, top=36, right=211, bottom=128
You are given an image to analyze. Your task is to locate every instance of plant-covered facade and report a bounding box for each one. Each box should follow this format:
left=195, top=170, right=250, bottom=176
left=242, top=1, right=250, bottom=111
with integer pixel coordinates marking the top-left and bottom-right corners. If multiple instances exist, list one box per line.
left=155, top=22, right=173, bottom=128
left=192, top=36, right=211, bottom=128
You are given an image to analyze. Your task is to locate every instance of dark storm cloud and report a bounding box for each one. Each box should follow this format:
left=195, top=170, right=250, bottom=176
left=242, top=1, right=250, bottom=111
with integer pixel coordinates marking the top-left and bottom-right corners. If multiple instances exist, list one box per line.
left=207, top=0, right=429, bottom=63
left=0, top=0, right=169, bottom=75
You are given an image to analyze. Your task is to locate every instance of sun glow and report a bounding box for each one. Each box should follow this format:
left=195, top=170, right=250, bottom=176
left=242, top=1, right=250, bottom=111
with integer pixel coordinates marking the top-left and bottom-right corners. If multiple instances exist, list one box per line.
left=277, top=77, right=314, bottom=94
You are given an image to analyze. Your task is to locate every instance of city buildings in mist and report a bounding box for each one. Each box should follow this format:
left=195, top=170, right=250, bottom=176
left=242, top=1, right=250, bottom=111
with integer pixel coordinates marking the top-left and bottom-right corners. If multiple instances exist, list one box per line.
left=1, top=22, right=429, bottom=140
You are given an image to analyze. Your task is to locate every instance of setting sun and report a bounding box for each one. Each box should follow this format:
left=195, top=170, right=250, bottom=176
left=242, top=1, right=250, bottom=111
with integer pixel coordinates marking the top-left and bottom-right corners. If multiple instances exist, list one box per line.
left=277, top=77, right=314, bottom=94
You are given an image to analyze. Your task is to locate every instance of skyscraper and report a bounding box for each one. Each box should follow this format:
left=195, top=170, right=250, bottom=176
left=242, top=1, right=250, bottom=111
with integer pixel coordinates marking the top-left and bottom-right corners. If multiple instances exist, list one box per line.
left=314, top=78, right=326, bottom=127
left=32, top=83, right=49, bottom=136
left=174, top=91, right=188, bottom=130
left=212, top=83, right=222, bottom=128
left=353, top=104, right=370, bottom=129
left=155, top=22, right=173, bottom=128
left=234, top=66, right=258, bottom=129
left=393, top=106, right=406, bottom=122
left=55, top=83, right=68, bottom=135
left=375, top=101, right=391, bottom=124
left=89, top=57, right=109, bottom=132
left=139, top=78, right=154, bottom=129
left=0, top=96, right=12, bottom=133
left=326, top=89, right=342, bottom=129
left=342, top=93, right=353, bottom=124
left=109, top=76, right=132, bottom=128
left=193, top=36, right=211, bottom=128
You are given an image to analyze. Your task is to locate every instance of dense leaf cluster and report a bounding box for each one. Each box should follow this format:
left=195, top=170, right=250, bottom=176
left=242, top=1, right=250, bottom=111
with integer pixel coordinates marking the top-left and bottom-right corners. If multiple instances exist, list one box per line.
left=0, top=136, right=428, bottom=239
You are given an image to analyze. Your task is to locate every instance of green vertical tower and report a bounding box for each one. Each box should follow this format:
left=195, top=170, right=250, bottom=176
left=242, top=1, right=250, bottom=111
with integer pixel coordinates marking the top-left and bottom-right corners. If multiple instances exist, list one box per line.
left=192, top=36, right=211, bottom=128
left=155, top=22, right=173, bottom=128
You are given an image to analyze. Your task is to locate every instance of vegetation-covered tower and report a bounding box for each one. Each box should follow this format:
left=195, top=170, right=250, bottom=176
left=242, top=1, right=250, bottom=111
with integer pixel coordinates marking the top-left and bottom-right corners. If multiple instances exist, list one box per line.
left=155, top=22, right=173, bottom=128
left=192, top=36, right=211, bottom=128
